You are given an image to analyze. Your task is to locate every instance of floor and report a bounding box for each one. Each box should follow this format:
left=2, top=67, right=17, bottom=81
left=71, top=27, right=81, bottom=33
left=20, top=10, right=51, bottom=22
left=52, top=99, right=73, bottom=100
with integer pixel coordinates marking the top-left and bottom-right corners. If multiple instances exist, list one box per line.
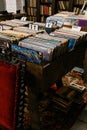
left=70, top=105, right=87, bottom=130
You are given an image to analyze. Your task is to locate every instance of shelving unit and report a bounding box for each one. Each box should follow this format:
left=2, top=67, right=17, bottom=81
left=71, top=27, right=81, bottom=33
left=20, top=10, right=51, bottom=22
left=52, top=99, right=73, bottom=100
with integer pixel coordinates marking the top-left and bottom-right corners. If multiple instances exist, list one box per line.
left=55, top=0, right=73, bottom=12
left=26, top=0, right=40, bottom=22
left=40, top=0, right=56, bottom=22
left=73, top=0, right=87, bottom=14
left=25, top=0, right=56, bottom=22
left=25, top=0, right=81, bottom=22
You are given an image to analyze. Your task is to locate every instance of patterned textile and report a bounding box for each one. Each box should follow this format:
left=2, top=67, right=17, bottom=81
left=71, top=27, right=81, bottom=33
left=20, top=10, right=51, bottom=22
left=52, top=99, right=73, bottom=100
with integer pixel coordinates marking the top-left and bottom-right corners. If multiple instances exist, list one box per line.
left=0, top=60, right=26, bottom=130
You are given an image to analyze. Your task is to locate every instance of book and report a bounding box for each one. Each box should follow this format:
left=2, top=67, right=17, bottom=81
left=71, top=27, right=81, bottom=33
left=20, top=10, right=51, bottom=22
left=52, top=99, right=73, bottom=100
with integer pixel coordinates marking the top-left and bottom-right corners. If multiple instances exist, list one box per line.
left=62, top=67, right=84, bottom=87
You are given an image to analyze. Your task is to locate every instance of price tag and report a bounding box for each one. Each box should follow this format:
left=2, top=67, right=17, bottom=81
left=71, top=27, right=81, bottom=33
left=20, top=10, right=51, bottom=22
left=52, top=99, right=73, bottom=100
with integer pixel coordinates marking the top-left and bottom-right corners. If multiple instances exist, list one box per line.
left=29, top=23, right=32, bottom=30
left=45, top=22, right=53, bottom=28
left=72, top=25, right=81, bottom=32
left=29, top=24, right=39, bottom=31
left=21, top=17, right=27, bottom=21
left=32, top=24, right=39, bottom=31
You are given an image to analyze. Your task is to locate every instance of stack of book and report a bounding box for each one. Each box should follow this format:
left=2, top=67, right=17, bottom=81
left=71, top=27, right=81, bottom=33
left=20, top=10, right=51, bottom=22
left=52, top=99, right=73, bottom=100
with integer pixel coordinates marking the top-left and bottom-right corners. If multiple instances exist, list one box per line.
left=51, top=86, right=77, bottom=112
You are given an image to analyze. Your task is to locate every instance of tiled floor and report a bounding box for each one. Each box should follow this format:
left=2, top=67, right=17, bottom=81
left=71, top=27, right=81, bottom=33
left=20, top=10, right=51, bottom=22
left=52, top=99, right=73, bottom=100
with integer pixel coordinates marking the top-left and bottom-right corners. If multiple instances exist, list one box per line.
left=71, top=105, right=87, bottom=130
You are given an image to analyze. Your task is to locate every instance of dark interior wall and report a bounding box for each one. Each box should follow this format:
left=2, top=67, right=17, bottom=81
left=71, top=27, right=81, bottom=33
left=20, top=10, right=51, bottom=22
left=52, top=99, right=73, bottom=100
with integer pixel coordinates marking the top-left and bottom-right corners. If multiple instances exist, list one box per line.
left=0, top=0, right=6, bottom=11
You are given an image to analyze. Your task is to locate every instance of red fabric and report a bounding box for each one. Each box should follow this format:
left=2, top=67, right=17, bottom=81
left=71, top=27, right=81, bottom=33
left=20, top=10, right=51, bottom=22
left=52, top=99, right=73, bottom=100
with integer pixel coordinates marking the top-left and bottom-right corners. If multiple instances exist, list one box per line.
left=0, top=60, right=19, bottom=130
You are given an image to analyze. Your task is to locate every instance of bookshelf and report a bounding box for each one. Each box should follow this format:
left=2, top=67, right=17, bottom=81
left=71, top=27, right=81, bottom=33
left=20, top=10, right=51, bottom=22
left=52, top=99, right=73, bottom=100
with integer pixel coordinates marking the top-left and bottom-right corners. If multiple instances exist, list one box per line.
left=26, top=0, right=40, bottom=22
left=73, top=0, right=87, bottom=14
left=25, top=0, right=56, bottom=22
left=39, top=0, right=56, bottom=22
left=55, top=0, right=73, bottom=12
left=24, top=0, right=87, bottom=22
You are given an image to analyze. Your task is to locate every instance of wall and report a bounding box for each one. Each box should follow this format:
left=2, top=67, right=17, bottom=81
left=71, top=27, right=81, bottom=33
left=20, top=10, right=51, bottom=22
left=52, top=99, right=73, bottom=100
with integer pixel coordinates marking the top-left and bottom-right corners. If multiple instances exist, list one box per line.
left=0, top=0, right=6, bottom=11
left=6, top=0, right=16, bottom=13
left=6, top=0, right=25, bottom=13
left=16, top=0, right=25, bottom=13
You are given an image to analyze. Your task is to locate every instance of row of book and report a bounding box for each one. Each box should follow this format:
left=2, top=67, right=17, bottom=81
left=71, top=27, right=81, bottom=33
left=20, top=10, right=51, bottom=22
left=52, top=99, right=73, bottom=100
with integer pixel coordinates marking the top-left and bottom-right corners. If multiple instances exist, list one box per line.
left=58, top=0, right=70, bottom=11
left=40, top=5, right=52, bottom=16
left=27, top=7, right=37, bottom=16
left=41, top=0, right=53, bottom=3
left=28, top=0, right=37, bottom=7
left=74, top=0, right=84, bottom=5
left=28, top=16, right=37, bottom=22
left=40, top=16, right=47, bottom=22
left=73, top=7, right=82, bottom=15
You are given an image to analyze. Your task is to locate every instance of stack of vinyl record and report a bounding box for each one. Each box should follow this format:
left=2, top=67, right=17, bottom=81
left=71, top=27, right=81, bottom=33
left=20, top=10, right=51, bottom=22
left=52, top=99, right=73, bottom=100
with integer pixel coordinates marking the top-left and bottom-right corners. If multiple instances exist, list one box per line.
left=0, top=19, right=32, bottom=27
left=50, top=27, right=87, bottom=51
left=0, top=25, right=12, bottom=30
left=10, top=19, right=32, bottom=26
left=0, top=59, right=26, bottom=130
left=46, top=11, right=87, bottom=28
left=13, top=21, right=45, bottom=35
left=33, top=22, right=45, bottom=31
left=0, top=33, right=17, bottom=60
left=11, top=43, right=43, bottom=65
left=0, top=30, right=30, bottom=60
left=46, top=11, right=78, bottom=27
left=13, top=26, right=44, bottom=36
left=11, top=34, right=69, bottom=64
left=0, top=30, right=29, bottom=39
left=35, top=33, right=69, bottom=60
